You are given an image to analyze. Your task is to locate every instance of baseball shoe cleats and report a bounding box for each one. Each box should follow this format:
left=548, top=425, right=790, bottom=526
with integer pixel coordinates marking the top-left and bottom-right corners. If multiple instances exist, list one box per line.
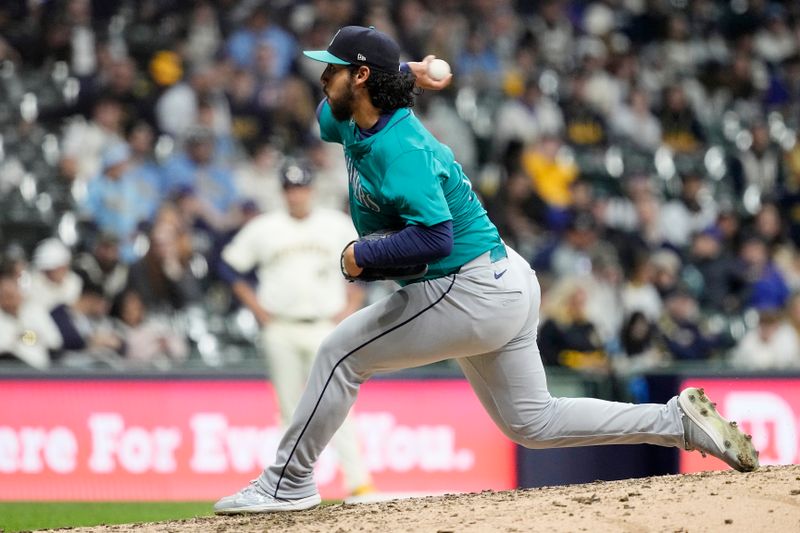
left=677, top=387, right=759, bottom=472
left=214, top=481, right=321, bottom=514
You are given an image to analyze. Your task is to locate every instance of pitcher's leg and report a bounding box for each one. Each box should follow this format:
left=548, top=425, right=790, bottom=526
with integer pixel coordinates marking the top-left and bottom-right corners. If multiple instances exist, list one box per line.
left=458, top=255, right=685, bottom=449
left=258, top=269, right=530, bottom=499
left=460, top=342, right=684, bottom=448
left=304, top=321, right=372, bottom=493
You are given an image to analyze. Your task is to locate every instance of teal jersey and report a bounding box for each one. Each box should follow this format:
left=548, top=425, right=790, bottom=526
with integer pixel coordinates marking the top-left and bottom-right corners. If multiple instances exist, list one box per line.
left=318, top=100, right=502, bottom=280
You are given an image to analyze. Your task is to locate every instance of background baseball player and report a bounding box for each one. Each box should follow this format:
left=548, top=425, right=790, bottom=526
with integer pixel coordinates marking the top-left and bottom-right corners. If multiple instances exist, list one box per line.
left=220, top=160, right=373, bottom=498
left=215, top=26, right=759, bottom=514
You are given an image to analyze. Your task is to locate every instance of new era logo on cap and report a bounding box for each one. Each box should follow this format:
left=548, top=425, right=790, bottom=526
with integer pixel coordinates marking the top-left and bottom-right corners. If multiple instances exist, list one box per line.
left=303, top=26, right=400, bottom=73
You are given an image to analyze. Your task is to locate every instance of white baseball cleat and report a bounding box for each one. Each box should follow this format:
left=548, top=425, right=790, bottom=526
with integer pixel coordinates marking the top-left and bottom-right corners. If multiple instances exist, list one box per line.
left=214, top=482, right=321, bottom=514
left=677, top=387, right=759, bottom=472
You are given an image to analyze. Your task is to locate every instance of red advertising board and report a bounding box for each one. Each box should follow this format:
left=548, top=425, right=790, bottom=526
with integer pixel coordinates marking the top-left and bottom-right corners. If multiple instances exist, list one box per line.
left=679, top=378, right=800, bottom=473
left=0, top=379, right=514, bottom=500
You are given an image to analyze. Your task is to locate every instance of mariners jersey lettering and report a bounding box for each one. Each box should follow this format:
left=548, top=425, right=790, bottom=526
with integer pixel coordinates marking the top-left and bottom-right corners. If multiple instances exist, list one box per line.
left=318, top=100, right=502, bottom=280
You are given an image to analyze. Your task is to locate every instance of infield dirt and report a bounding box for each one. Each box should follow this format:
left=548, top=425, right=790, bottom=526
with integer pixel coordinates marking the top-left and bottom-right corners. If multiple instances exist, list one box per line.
left=54, top=464, right=799, bottom=533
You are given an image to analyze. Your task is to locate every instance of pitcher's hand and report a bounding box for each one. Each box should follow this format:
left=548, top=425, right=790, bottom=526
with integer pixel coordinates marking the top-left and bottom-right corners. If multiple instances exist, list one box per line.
left=408, top=56, right=453, bottom=90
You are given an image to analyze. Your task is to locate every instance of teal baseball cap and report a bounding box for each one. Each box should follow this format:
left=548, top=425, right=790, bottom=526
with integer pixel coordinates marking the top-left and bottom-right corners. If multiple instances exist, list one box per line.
left=303, top=25, right=400, bottom=73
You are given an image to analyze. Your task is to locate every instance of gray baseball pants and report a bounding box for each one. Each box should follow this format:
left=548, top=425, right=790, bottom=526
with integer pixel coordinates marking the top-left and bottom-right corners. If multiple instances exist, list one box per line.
left=257, top=245, right=685, bottom=499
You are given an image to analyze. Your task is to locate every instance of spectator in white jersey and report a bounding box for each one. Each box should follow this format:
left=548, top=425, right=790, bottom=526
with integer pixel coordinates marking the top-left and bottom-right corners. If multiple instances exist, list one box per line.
left=219, top=160, right=374, bottom=499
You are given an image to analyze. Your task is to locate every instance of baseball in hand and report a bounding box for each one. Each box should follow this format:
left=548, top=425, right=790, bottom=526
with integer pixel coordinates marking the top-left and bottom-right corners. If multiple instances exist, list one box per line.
left=427, top=58, right=451, bottom=81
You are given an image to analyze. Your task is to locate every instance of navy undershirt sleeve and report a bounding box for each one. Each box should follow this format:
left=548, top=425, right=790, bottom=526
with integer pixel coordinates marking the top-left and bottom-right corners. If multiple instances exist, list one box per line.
left=354, top=220, right=454, bottom=267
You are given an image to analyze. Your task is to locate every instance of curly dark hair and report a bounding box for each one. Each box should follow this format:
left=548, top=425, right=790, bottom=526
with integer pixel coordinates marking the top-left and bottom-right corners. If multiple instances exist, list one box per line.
left=361, top=68, right=419, bottom=112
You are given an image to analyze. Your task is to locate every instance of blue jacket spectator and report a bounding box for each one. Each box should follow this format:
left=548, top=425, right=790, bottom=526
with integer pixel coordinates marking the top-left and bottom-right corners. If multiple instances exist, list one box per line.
left=162, top=126, right=239, bottom=216
left=738, top=234, right=790, bottom=311
left=81, top=143, right=149, bottom=263
left=658, top=289, right=721, bottom=361
left=126, top=121, right=167, bottom=222
left=225, top=6, right=297, bottom=78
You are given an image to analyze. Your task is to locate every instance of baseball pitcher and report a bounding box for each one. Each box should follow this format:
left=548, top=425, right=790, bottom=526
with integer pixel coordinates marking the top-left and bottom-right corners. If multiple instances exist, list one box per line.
left=215, top=26, right=758, bottom=514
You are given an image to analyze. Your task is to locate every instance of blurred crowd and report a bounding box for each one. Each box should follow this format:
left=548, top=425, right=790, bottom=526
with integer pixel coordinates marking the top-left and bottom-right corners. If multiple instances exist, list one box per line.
left=1, top=0, right=800, bottom=380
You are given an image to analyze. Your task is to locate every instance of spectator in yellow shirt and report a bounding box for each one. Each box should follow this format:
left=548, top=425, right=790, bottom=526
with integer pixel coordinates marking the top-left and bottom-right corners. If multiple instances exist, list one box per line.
left=521, top=134, right=579, bottom=227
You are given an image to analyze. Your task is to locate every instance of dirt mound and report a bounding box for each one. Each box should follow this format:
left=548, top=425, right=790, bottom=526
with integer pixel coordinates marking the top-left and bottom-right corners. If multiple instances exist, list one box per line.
left=56, top=465, right=800, bottom=533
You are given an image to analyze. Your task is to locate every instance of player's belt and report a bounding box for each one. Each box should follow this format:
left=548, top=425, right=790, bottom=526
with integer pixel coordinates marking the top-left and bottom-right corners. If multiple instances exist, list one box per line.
left=277, top=316, right=327, bottom=324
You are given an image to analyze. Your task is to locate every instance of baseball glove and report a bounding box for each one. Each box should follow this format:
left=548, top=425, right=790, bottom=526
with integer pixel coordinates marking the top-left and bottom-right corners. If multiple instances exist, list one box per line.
left=340, top=230, right=429, bottom=282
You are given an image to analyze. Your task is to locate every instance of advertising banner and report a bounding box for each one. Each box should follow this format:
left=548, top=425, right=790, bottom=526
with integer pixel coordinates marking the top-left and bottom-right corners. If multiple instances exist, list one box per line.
left=0, top=379, right=514, bottom=500
left=679, top=378, right=800, bottom=472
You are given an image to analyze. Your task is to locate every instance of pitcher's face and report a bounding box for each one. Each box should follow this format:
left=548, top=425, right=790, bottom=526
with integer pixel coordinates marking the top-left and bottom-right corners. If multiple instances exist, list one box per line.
left=321, top=64, right=356, bottom=121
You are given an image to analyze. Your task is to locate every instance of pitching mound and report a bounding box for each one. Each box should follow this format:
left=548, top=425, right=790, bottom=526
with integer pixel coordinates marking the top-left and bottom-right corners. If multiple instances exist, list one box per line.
left=59, top=465, right=799, bottom=532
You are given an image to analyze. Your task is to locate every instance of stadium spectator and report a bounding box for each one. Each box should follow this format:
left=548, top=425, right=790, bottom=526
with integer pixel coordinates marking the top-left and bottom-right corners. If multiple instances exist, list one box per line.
left=305, top=139, right=351, bottom=212
left=225, top=5, right=297, bottom=77
left=753, top=5, right=797, bottom=65
left=729, top=306, right=800, bottom=370
left=162, top=126, right=240, bottom=230
left=50, top=280, right=125, bottom=369
left=233, top=138, right=285, bottom=213
left=494, top=76, right=564, bottom=157
left=563, top=71, right=608, bottom=149
left=0, top=269, right=62, bottom=370
left=650, top=248, right=683, bottom=299
left=737, top=233, right=791, bottom=311
left=616, top=311, right=664, bottom=376
left=658, top=172, right=718, bottom=249
left=730, top=122, right=785, bottom=199
left=610, top=87, right=662, bottom=153
left=583, top=249, right=625, bottom=348
left=658, top=84, right=705, bottom=154
left=60, top=97, right=125, bottom=185
left=185, top=1, right=223, bottom=68
left=125, top=120, right=166, bottom=222
left=539, top=277, right=610, bottom=375
left=529, top=0, right=573, bottom=72
left=485, top=170, right=547, bottom=261
left=682, top=228, right=742, bottom=314
left=126, top=204, right=203, bottom=313
left=225, top=68, right=271, bottom=149
left=81, top=143, right=148, bottom=263
left=456, top=26, right=502, bottom=91
left=621, top=252, right=663, bottom=322
left=155, top=62, right=231, bottom=141
left=112, top=289, right=189, bottom=369
left=27, top=238, right=82, bottom=312
left=73, top=232, right=129, bottom=303
left=261, top=75, right=318, bottom=150
left=787, top=291, right=800, bottom=336
left=657, top=287, right=721, bottom=362
left=520, top=134, right=579, bottom=225
left=598, top=176, right=662, bottom=269
left=547, top=211, right=617, bottom=278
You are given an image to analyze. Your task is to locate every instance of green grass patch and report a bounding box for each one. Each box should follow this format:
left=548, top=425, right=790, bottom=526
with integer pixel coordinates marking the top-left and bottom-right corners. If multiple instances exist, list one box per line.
left=0, top=501, right=214, bottom=532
